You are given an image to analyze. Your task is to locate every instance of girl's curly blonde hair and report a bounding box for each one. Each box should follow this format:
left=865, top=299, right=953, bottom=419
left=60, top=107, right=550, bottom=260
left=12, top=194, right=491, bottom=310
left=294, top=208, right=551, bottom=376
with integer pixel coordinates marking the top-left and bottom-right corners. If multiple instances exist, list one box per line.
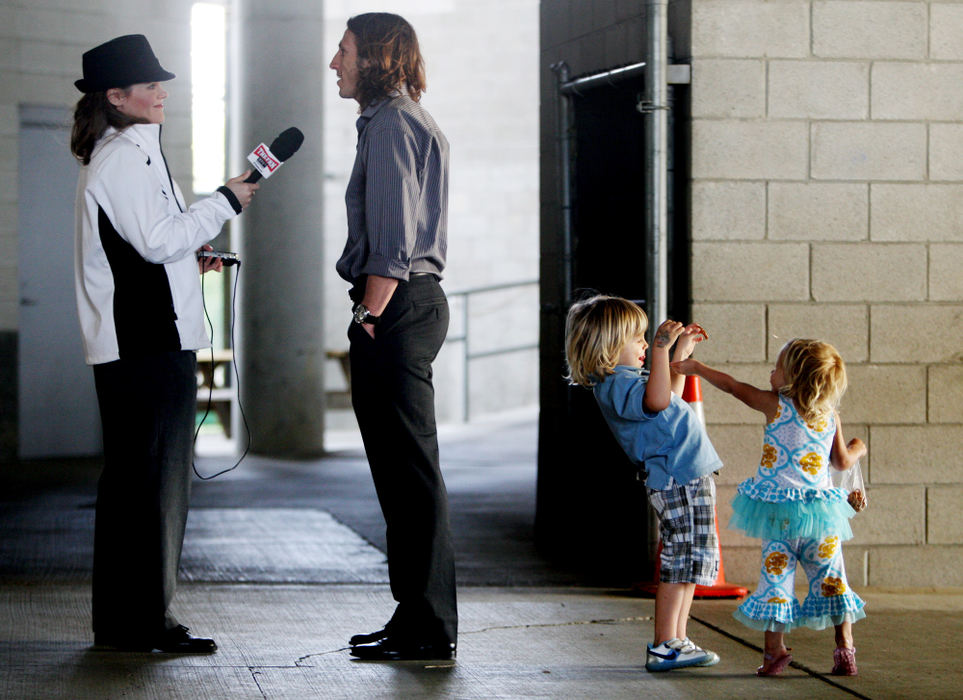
left=775, top=338, right=848, bottom=423
left=564, top=295, right=648, bottom=387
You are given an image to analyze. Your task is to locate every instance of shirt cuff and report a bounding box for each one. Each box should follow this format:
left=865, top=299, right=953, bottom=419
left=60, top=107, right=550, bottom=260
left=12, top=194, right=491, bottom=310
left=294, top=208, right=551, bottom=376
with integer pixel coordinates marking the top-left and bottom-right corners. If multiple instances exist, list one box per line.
left=361, top=253, right=410, bottom=281
left=216, top=186, right=242, bottom=214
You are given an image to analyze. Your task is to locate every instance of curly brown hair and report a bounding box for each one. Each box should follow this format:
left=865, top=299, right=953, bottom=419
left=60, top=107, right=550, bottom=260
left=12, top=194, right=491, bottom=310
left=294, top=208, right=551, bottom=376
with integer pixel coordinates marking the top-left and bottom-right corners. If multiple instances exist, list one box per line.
left=347, top=13, right=426, bottom=111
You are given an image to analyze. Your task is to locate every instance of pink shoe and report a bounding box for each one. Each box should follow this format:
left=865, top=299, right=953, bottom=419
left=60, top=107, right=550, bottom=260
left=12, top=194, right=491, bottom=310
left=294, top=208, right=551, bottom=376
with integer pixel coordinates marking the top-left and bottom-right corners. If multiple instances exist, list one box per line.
left=756, top=648, right=792, bottom=676
left=831, top=646, right=858, bottom=676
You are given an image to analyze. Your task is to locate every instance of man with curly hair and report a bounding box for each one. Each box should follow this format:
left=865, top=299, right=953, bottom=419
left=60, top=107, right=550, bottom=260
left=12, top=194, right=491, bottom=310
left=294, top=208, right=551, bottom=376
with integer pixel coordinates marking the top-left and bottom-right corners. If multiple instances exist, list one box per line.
left=329, top=12, right=457, bottom=661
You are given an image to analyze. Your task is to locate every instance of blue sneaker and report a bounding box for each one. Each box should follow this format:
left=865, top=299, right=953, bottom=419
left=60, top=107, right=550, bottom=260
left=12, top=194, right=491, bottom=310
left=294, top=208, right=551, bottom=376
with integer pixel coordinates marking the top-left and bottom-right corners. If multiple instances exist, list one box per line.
left=645, top=637, right=720, bottom=672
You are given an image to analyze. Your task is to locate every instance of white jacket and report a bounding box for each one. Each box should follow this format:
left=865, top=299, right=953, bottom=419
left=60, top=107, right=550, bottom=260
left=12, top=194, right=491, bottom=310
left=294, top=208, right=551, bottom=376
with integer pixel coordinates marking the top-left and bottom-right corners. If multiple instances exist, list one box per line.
left=74, top=123, right=240, bottom=365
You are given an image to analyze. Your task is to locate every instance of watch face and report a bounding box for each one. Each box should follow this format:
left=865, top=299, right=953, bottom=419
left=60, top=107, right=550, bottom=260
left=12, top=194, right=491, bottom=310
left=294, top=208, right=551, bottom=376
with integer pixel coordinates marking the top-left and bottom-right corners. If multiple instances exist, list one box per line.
left=353, top=304, right=368, bottom=324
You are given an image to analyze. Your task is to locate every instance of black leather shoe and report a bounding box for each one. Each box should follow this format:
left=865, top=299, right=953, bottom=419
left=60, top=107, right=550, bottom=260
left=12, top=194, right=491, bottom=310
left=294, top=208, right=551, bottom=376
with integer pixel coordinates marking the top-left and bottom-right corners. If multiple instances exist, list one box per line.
left=155, top=625, right=217, bottom=653
left=349, top=626, right=391, bottom=646
left=349, top=636, right=456, bottom=661
left=94, top=625, right=216, bottom=653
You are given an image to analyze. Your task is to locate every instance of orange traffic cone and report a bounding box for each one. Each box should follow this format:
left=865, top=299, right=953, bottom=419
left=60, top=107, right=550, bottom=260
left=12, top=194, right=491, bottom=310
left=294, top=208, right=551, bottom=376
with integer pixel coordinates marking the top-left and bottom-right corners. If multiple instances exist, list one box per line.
left=694, top=514, right=748, bottom=599
left=686, top=375, right=747, bottom=598
left=633, top=375, right=747, bottom=599
left=683, top=372, right=705, bottom=425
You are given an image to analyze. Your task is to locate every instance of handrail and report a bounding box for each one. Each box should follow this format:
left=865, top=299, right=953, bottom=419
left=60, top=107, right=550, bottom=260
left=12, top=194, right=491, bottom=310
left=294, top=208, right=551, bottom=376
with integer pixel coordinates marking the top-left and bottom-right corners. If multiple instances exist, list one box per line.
left=445, top=278, right=539, bottom=421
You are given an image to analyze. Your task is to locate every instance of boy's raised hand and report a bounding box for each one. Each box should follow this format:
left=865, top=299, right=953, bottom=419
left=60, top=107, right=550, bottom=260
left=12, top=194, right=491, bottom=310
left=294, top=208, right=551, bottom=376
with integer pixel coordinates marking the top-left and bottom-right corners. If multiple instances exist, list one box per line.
left=645, top=320, right=686, bottom=412
left=652, top=320, right=685, bottom=351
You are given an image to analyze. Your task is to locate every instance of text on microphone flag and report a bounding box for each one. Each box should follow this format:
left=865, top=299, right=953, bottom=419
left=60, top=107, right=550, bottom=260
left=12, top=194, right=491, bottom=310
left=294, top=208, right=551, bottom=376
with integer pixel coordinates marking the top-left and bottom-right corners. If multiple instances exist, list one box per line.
left=248, top=143, right=281, bottom=178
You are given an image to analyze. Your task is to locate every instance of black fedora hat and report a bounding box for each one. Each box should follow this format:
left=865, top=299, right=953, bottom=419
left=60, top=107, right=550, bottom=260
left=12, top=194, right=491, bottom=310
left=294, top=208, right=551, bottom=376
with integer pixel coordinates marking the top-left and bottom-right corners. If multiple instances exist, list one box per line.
left=75, top=34, right=176, bottom=93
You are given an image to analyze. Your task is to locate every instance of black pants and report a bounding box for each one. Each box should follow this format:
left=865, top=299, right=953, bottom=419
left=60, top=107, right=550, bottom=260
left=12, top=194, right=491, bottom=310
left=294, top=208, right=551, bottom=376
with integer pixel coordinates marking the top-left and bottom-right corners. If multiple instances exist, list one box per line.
left=348, top=275, right=457, bottom=645
left=91, top=350, right=196, bottom=640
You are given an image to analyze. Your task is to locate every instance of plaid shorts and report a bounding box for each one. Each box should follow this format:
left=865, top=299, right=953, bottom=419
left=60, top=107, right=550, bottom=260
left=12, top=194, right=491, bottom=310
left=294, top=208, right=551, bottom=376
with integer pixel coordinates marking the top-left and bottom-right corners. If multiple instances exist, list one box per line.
left=647, top=475, right=719, bottom=585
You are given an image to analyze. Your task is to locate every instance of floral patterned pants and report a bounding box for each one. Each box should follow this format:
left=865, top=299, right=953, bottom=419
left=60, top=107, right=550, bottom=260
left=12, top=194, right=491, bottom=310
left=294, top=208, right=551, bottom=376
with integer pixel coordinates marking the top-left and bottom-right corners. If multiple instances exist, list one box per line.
left=735, top=534, right=866, bottom=632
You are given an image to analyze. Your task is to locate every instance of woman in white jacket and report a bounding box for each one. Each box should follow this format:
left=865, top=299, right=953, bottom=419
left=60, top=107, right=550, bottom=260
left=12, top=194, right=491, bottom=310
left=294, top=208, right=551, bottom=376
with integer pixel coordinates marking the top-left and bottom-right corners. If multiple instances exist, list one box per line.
left=71, top=34, right=257, bottom=653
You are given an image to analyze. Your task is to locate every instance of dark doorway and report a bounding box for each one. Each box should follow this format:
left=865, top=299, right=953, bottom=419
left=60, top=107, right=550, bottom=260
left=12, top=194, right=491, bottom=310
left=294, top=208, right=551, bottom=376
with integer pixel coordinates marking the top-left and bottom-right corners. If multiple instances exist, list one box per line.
left=537, top=74, right=690, bottom=585
left=570, top=81, right=649, bottom=300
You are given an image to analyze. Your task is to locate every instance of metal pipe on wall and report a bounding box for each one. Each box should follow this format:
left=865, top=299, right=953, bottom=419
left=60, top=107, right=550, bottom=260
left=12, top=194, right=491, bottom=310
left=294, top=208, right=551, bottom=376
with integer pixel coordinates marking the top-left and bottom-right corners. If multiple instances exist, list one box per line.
left=559, top=62, right=648, bottom=97
left=550, top=61, right=573, bottom=305
left=642, top=0, right=670, bottom=568
left=644, top=0, right=669, bottom=327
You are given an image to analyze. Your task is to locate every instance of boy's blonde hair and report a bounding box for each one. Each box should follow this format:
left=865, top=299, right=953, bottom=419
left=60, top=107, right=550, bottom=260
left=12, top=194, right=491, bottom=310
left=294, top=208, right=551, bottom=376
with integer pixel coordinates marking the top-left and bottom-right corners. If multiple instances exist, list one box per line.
left=775, top=338, right=847, bottom=423
left=565, top=295, right=648, bottom=387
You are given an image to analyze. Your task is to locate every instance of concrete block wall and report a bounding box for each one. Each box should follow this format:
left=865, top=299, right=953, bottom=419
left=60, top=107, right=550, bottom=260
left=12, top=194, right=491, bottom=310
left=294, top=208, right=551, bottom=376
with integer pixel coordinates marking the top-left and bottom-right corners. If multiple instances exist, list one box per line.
left=689, top=0, right=963, bottom=588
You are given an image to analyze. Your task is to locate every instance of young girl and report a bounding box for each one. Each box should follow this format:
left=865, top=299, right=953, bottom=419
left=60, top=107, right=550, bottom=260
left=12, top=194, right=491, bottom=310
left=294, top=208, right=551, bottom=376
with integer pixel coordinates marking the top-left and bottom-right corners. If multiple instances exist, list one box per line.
left=672, top=339, right=867, bottom=677
left=565, top=295, right=721, bottom=673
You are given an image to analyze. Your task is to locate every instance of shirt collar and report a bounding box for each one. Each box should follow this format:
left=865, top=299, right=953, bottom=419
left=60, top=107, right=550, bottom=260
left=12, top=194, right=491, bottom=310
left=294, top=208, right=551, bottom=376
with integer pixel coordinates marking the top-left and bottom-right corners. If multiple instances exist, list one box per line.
left=354, top=103, right=379, bottom=136
left=355, top=90, right=407, bottom=136
left=99, top=123, right=162, bottom=160
left=615, top=365, right=648, bottom=376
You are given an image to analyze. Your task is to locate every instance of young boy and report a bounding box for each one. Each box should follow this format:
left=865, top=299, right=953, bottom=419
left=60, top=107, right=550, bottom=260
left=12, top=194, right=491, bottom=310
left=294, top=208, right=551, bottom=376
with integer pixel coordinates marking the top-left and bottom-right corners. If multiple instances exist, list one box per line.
left=564, top=294, right=722, bottom=672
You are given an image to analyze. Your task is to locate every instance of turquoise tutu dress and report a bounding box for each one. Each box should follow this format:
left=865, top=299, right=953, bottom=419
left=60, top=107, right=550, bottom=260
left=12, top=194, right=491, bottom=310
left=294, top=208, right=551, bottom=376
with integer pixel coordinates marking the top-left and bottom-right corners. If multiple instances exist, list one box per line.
left=730, top=394, right=866, bottom=632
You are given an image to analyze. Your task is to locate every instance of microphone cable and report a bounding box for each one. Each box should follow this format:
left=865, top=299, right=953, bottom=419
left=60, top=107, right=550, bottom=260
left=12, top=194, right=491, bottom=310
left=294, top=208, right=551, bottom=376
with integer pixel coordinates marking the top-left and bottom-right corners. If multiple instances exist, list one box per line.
left=193, top=259, right=251, bottom=479
left=159, top=130, right=251, bottom=480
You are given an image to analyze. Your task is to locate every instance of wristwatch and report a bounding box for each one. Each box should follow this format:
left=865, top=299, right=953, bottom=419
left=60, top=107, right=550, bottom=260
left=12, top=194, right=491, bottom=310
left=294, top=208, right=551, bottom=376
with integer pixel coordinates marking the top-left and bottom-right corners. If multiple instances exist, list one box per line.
left=351, top=302, right=380, bottom=326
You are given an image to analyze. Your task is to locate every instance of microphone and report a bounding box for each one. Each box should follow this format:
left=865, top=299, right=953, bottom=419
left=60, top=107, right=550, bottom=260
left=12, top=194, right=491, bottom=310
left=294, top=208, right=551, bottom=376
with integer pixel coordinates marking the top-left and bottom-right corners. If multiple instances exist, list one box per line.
left=244, top=127, right=305, bottom=183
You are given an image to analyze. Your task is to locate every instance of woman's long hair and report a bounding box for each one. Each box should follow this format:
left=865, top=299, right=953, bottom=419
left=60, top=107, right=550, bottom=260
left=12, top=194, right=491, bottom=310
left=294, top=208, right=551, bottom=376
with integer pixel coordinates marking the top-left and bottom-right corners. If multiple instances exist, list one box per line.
left=70, top=89, right=140, bottom=165
left=347, top=12, right=426, bottom=111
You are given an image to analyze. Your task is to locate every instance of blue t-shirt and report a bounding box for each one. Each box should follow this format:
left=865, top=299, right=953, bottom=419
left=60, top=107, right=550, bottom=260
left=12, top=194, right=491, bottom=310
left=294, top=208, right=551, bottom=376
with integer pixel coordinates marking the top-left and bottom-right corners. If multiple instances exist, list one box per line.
left=593, top=366, right=723, bottom=489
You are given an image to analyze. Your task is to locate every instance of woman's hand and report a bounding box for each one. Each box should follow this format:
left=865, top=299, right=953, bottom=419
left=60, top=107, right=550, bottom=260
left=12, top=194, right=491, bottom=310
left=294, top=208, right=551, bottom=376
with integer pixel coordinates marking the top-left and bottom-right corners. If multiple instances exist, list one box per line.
left=224, top=171, right=260, bottom=209
left=197, top=244, right=224, bottom=274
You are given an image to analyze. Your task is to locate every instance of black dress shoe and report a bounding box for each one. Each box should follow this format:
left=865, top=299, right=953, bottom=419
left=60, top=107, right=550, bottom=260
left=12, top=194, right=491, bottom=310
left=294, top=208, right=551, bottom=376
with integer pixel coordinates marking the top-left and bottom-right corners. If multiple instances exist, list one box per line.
left=349, top=626, right=391, bottom=646
left=350, top=636, right=456, bottom=661
left=155, top=625, right=217, bottom=653
left=95, top=625, right=216, bottom=653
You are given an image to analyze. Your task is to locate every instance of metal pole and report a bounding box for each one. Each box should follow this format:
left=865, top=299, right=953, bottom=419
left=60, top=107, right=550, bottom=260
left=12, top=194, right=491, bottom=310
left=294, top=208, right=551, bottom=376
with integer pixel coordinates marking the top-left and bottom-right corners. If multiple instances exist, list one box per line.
left=463, top=294, right=470, bottom=422
left=644, top=0, right=669, bottom=326
left=550, top=61, right=574, bottom=305
left=644, top=0, right=670, bottom=567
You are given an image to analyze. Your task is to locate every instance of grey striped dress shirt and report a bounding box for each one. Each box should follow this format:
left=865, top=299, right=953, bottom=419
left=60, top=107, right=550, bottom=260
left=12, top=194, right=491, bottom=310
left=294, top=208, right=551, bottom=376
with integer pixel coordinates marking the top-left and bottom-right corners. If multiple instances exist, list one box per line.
left=336, top=94, right=449, bottom=284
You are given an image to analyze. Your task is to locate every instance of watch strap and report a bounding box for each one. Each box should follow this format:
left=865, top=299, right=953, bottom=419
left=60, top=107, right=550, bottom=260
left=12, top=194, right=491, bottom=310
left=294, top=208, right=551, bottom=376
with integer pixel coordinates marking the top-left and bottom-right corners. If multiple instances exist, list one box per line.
left=352, top=303, right=380, bottom=325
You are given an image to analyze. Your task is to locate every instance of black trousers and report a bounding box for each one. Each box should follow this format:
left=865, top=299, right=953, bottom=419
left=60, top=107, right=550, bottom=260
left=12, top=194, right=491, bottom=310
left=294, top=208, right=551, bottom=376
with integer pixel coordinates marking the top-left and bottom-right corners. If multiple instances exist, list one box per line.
left=91, top=350, right=196, bottom=640
left=348, top=275, right=457, bottom=645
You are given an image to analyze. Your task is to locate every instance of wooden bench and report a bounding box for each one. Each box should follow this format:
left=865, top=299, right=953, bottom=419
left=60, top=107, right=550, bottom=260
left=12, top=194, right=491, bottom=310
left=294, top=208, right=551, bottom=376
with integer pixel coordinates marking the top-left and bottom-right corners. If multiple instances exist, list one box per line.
left=326, top=349, right=352, bottom=410
left=196, top=349, right=235, bottom=437
left=196, top=349, right=354, bottom=438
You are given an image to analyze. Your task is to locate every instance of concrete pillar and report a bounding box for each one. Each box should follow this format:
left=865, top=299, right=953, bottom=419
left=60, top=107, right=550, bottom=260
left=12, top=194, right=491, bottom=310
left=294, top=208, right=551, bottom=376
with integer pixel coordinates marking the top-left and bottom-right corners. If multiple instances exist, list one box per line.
left=232, top=0, right=325, bottom=456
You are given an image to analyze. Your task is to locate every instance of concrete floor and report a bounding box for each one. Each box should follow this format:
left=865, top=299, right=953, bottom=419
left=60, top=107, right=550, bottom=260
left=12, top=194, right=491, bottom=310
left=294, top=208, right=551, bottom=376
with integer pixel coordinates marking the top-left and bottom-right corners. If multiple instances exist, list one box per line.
left=2, top=412, right=961, bottom=699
